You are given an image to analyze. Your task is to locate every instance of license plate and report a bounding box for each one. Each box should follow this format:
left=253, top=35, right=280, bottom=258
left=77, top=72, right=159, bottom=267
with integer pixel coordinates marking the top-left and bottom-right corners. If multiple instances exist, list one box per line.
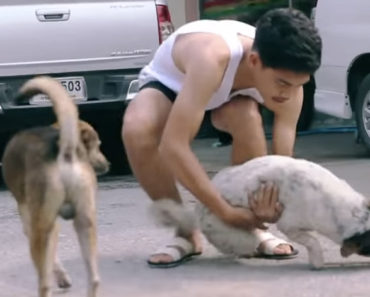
left=30, top=77, right=87, bottom=105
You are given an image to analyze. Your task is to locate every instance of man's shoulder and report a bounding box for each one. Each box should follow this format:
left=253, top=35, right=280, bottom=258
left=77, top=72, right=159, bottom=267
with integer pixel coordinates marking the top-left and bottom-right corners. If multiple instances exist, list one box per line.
left=219, top=20, right=256, bottom=38
left=175, top=32, right=231, bottom=64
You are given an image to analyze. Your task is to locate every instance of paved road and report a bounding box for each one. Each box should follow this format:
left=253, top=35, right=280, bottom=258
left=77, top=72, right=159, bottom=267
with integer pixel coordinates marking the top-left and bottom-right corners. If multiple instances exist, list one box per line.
left=1, top=131, right=370, bottom=297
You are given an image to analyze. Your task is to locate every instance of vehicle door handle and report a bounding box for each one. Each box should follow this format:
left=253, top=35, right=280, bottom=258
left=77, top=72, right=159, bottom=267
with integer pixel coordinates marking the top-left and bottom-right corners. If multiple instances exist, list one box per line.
left=36, top=9, right=70, bottom=22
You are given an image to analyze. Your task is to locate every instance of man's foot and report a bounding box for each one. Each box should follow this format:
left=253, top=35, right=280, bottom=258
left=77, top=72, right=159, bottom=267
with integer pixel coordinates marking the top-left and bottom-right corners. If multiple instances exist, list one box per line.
left=253, top=232, right=299, bottom=260
left=147, top=231, right=202, bottom=268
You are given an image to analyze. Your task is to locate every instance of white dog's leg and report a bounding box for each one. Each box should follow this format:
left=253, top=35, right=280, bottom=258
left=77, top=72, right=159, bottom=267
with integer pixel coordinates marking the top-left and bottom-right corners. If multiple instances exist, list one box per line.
left=284, top=230, right=324, bottom=269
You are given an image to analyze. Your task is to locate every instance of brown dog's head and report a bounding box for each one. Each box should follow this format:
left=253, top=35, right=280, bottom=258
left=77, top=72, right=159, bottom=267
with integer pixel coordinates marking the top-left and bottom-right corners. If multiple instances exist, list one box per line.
left=341, top=230, right=370, bottom=257
left=77, top=121, right=110, bottom=175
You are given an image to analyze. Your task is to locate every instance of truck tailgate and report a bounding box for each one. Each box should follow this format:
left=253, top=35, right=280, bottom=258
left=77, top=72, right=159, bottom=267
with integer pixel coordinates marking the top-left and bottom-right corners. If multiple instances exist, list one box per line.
left=0, top=1, right=158, bottom=76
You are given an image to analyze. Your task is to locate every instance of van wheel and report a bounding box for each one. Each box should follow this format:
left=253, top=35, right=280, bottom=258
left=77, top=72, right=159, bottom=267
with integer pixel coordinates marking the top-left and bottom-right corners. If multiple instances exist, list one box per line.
left=355, top=73, right=370, bottom=149
left=297, top=76, right=315, bottom=131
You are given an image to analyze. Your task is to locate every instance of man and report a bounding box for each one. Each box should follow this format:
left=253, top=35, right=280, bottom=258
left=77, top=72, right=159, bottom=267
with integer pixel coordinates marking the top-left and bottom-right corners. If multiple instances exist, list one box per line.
left=122, top=8, right=322, bottom=268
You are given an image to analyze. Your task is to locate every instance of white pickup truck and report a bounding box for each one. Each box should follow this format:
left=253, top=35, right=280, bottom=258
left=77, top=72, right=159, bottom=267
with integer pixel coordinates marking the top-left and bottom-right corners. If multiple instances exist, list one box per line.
left=0, top=0, right=173, bottom=173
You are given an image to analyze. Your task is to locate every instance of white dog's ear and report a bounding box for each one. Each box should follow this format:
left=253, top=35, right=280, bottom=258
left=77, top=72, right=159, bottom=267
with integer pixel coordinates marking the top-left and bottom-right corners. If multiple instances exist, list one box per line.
left=340, top=241, right=360, bottom=257
left=360, top=200, right=370, bottom=210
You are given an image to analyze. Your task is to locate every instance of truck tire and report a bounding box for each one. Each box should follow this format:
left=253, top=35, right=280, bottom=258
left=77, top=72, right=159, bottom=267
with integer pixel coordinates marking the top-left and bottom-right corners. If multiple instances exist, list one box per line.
left=102, top=131, right=131, bottom=175
left=355, top=73, right=370, bottom=149
left=91, top=113, right=132, bottom=175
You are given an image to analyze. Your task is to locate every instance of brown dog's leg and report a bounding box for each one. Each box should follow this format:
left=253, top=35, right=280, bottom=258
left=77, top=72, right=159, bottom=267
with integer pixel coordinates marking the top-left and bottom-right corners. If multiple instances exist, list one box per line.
left=18, top=203, right=31, bottom=237
left=29, top=182, right=64, bottom=297
left=20, top=204, right=68, bottom=295
left=30, top=219, right=57, bottom=297
left=52, top=223, right=72, bottom=289
left=74, top=201, right=99, bottom=297
left=19, top=203, right=55, bottom=297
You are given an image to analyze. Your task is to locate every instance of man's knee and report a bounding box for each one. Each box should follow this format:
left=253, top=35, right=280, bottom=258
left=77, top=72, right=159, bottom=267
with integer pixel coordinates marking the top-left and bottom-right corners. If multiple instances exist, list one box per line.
left=241, top=101, right=263, bottom=126
left=122, top=104, right=158, bottom=149
left=211, top=97, right=262, bottom=132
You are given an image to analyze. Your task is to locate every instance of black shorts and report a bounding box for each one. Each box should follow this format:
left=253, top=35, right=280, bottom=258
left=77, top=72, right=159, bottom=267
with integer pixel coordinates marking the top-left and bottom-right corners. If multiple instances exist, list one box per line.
left=139, top=81, right=177, bottom=102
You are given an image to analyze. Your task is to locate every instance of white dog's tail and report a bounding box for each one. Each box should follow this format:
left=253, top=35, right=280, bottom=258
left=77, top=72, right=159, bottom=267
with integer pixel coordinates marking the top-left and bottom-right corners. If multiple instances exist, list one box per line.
left=150, top=199, right=197, bottom=237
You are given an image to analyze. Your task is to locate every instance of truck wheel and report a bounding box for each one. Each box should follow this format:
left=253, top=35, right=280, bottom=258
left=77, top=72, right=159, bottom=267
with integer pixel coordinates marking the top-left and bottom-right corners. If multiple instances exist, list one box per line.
left=103, top=123, right=133, bottom=175
left=91, top=113, right=132, bottom=175
left=297, top=76, right=315, bottom=131
left=355, top=73, right=370, bottom=149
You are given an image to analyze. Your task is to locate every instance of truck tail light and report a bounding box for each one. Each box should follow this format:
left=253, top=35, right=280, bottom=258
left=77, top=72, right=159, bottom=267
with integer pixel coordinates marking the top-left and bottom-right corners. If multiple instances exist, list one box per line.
left=156, top=4, right=174, bottom=43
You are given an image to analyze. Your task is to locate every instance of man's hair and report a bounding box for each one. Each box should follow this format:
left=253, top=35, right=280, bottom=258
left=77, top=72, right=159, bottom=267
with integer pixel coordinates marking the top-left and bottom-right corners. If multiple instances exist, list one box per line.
left=252, top=8, right=322, bottom=74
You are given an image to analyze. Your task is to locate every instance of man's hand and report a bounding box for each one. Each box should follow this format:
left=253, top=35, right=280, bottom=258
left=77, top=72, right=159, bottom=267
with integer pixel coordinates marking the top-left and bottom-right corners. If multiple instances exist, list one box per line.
left=248, top=182, right=284, bottom=224
left=221, top=204, right=269, bottom=231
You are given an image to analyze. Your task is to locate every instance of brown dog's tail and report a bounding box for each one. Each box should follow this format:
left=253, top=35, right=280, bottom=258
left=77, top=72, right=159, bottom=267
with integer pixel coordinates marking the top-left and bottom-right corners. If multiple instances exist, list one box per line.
left=149, top=199, right=198, bottom=237
left=18, top=76, right=79, bottom=161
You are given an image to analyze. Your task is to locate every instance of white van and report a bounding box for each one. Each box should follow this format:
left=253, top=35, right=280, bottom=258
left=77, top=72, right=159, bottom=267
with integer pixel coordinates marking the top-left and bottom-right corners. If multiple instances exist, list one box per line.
left=313, top=0, right=370, bottom=147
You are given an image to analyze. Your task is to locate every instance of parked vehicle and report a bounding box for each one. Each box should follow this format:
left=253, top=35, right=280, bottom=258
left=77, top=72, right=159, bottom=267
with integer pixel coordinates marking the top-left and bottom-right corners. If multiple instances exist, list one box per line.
left=312, top=0, right=370, bottom=148
left=0, top=0, right=173, bottom=174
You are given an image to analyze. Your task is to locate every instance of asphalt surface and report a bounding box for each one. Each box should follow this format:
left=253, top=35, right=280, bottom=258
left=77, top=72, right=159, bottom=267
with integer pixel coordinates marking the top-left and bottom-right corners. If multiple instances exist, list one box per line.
left=1, top=129, right=370, bottom=297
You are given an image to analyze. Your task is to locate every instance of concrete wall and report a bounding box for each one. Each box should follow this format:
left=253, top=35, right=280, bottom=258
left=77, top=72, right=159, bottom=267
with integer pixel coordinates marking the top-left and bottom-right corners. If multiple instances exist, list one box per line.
left=167, top=0, right=199, bottom=29
left=167, top=0, right=185, bottom=29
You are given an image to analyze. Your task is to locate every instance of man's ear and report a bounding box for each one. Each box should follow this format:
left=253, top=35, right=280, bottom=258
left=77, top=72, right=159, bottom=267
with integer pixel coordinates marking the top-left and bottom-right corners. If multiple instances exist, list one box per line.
left=340, top=241, right=360, bottom=257
left=248, top=51, right=261, bottom=68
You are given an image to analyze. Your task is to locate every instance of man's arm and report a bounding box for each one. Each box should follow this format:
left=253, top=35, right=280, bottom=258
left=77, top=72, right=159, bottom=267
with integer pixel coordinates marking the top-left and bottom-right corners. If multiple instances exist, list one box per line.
left=272, top=87, right=304, bottom=156
left=160, top=48, right=237, bottom=219
left=160, top=39, right=265, bottom=229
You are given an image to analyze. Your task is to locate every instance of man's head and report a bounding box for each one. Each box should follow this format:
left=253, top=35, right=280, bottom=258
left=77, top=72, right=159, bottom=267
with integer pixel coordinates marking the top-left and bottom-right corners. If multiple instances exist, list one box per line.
left=252, top=8, right=322, bottom=73
left=247, top=8, right=322, bottom=104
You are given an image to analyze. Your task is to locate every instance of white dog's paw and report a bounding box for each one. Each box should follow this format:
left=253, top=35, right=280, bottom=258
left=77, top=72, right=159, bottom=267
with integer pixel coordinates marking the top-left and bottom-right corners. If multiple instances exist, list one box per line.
left=309, top=253, right=324, bottom=270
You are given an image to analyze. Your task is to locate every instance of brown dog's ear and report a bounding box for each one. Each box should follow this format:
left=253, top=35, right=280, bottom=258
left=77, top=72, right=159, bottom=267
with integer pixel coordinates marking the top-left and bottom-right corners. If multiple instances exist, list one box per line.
left=51, top=122, right=60, bottom=130
left=80, top=128, right=92, bottom=149
left=340, top=241, right=360, bottom=257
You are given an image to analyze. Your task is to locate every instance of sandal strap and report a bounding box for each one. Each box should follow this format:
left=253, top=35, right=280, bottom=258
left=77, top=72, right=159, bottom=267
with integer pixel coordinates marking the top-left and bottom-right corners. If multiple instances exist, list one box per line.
left=254, top=231, right=293, bottom=255
left=253, top=230, right=280, bottom=242
left=152, top=237, right=195, bottom=261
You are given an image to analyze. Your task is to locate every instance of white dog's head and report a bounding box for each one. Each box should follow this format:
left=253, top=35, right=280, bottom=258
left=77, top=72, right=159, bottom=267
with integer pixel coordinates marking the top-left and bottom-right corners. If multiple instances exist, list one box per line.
left=341, top=202, right=370, bottom=257
left=341, top=229, right=370, bottom=257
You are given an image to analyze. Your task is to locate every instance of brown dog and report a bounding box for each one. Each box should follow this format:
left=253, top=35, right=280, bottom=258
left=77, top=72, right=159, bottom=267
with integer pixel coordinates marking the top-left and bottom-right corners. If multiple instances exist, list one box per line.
left=2, top=76, right=110, bottom=297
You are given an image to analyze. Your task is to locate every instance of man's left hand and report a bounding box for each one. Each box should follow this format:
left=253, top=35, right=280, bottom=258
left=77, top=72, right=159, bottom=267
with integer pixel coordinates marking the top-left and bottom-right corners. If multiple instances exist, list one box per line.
left=248, top=182, right=284, bottom=224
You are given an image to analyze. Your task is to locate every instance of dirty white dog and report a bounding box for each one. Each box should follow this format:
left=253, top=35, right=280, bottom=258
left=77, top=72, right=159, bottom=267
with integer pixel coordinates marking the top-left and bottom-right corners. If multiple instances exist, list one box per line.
left=153, top=155, right=370, bottom=269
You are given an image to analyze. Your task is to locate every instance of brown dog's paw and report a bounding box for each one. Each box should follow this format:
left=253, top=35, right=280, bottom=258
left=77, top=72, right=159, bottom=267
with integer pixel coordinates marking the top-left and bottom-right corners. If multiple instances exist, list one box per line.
left=55, top=271, right=72, bottom=289
left=58, top=278, right=72, bottom=289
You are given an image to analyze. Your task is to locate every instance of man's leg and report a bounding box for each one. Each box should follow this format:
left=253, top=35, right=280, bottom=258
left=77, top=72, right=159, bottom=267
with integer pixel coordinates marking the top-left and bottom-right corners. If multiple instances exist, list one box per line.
left=211, top=96, right=268, bottom=164
left=211, top=96, right=293, bottom=256
left=122, top=88, right=202, bottom=265
left=123, top=88, right=180, bottom=200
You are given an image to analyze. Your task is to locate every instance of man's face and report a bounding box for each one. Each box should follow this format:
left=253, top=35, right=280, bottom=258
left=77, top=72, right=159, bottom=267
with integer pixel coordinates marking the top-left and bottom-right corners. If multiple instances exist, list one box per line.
left=249, top=53, right=310, bottom=105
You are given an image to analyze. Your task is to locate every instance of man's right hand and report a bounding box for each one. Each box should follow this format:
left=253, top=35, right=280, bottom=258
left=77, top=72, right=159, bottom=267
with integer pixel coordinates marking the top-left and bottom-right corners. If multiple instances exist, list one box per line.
left=221, top=205, right=268, bottom=230
left=218, top=183, right=283, bottom=231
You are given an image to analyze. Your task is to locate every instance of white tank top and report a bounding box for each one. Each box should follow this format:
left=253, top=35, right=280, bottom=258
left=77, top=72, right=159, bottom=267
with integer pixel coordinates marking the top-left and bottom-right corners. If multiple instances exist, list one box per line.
left=138, top=19, right=264, bottom=110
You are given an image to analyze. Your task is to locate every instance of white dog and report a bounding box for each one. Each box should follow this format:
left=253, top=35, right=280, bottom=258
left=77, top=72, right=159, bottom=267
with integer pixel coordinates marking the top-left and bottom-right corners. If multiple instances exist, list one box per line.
left=153, top=155, right=370, bottom=269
